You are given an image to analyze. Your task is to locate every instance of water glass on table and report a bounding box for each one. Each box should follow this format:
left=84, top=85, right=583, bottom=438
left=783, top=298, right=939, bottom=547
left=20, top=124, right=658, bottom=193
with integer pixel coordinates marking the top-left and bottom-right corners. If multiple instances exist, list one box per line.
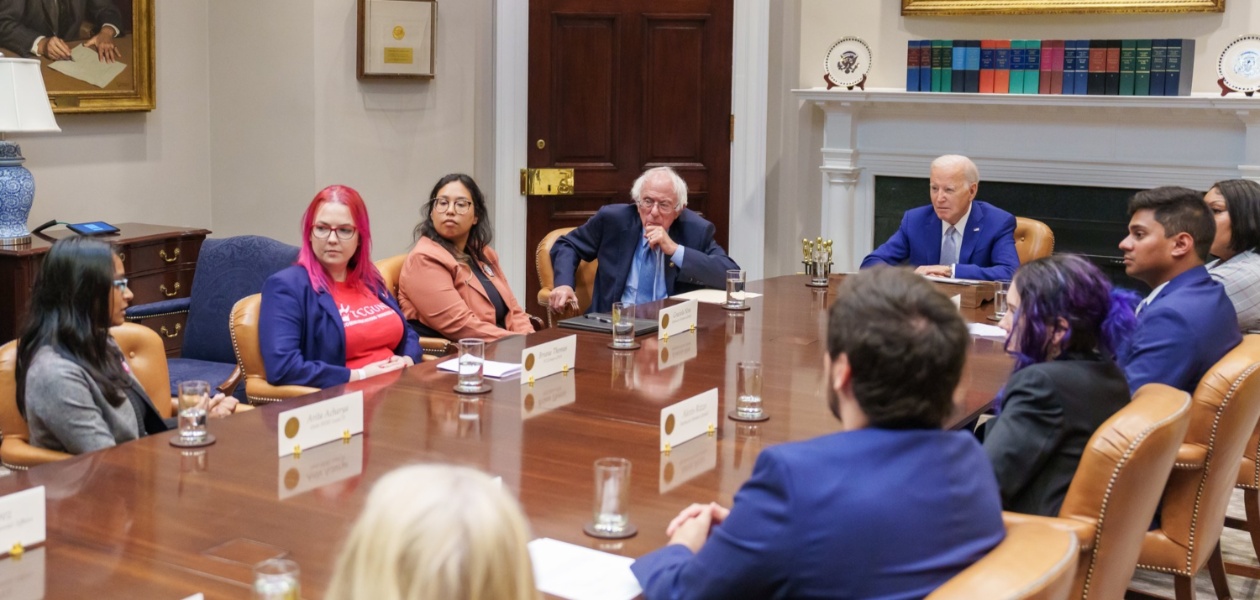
left=584, top=457, right=636, bottom=538
left=454, top=338, right=489, bottom=393
left=610, top=302, right=639, bottom=350
left=725, top=269, right=749, bottom=310
left=730, top=361, right=768, bottom=421
left=175, top=380, right=211, bottom=446
left=253, top=558, right=300, bottom=600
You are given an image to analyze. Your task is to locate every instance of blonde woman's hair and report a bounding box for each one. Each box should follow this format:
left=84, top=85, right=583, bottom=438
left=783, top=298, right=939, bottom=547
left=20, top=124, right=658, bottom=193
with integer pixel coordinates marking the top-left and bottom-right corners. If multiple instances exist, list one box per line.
left=326, top=464, right=539, bottom=600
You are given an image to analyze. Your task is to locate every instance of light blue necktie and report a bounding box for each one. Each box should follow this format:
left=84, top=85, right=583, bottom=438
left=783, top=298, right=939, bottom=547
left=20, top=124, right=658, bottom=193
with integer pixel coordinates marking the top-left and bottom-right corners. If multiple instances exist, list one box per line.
left=636, top=243, right=661, bottom=303
left=941, top=227, right=959, bottom=266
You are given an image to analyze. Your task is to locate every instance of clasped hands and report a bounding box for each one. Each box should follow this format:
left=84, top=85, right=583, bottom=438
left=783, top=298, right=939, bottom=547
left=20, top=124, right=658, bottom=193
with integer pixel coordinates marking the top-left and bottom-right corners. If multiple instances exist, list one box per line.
left=666, top=502, right=731, bottom=553
left=354, top=355, right=413, bottom=381
left=38, top=28, right=119, bottom=63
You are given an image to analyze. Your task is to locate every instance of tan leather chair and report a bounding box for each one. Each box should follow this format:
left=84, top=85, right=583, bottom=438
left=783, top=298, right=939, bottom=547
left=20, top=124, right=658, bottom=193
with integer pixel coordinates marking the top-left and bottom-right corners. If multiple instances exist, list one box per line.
left=1225, top=413, right=1260, bottom=578
left=1004, top=383, right=1193, bottom=600
left=536, top=227, right=598, bottom=327
left=926, top=521, right=1078, bottom=600
left=1014, top=217, right=1055, bottom=265
left=110, top=322, right=174, bottom=419
left=375, top=253, right=454, bottom=360
left=229, top=294, right=319, bottom=405
left=1131, top=335, right=1260, bottom=600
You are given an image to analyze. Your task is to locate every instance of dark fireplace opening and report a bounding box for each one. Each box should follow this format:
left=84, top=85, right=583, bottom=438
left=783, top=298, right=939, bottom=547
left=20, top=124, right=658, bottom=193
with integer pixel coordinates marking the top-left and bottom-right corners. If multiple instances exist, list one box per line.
left=873, top=176, right=1152, bottom=294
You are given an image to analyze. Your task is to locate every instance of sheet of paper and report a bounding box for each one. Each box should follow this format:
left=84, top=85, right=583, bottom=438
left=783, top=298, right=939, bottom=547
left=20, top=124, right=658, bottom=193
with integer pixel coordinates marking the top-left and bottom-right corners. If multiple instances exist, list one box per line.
left=658, top=299, right=699, bottom=339
left=438, top=358, right=521, bottom=379
left=48, top=45, right=125, bottom=88
left=924, top=274, right=986, bottom=286
left=367, top=0, right=433, bottom=75
left=276, top=391, right=364, bottom=457
left=0, top=487, right=44, bottom=556
left=521, top=334, right=578, bottom=382
left=528, top=538, right=641, bottom=600
left=968, top=322, right=1007, bottom=339
left=670, top=288, right=763, bottom=305
left=660, top=388, right=718, bottom=451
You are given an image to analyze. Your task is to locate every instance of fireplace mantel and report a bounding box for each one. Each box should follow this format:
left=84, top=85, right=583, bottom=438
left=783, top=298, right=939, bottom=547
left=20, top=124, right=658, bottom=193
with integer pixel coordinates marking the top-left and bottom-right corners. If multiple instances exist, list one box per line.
left=793, top=87, right=1260, bottom=271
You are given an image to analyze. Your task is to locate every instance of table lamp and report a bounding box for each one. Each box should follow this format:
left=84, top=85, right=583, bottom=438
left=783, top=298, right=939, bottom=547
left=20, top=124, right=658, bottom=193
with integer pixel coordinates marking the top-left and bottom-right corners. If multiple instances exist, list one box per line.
left=0, top=58, right=60, bottom=247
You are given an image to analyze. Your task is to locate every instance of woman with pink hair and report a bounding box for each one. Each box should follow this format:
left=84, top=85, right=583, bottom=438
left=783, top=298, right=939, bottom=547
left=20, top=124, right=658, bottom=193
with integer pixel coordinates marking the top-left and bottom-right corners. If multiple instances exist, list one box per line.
left=259, top=185, right=421, bottom=389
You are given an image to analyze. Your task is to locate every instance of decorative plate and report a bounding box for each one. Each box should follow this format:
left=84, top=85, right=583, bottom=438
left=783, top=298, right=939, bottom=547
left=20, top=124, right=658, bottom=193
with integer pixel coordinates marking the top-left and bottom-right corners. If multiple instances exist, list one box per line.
left=824, top=37, right=872, bottom=88
left=1219, top=35, right=1260, bottom=93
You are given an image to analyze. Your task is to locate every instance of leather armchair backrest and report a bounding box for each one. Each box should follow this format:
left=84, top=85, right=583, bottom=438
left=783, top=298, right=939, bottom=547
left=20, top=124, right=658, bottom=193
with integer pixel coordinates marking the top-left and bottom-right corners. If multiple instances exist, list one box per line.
left=230, top=294, right=266, bottom=385
left=1014, top=217, right=1055, bottom=265
left=926, top=521, right=1078, bottom=600
left=110, top=323, right=173, bottom=419
left=535, top=227, right=598, bottom=313
left=376, top=253, right=406, bottom=298
left=1058, top=383, right=1192, bottom=599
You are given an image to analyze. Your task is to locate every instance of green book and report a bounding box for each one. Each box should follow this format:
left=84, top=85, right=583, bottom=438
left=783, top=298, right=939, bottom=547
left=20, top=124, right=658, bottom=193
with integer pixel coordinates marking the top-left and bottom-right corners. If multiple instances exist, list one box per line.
left=1023, top=39, right=1041, bottom=94
left=1134, top=39, right=1152, bottom=96
left=931, top=40, right=945, bottom=92
left=1119, top=40, right=1137, bottom=95
left=1009, top=40, right=1026, bottom=94
left=941, top=40, right=954, bottom=92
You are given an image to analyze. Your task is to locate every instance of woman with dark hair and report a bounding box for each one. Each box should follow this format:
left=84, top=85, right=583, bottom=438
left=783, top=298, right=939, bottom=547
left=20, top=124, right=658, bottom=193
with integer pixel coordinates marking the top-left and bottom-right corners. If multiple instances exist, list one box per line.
left=1206, top=178, right=1260, bottom=332
left=17, top=238, right=234, bottom=454
left=981, top=254, right=1140, bottom=517
left=260, top=185, right=422, bottom=389
left=398, top=174, right=534, bottom=341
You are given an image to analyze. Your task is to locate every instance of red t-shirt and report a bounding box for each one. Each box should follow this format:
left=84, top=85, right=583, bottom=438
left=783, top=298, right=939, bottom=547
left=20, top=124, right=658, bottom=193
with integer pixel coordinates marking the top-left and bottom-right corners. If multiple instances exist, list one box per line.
left=329, top=281, right=403, bottom=370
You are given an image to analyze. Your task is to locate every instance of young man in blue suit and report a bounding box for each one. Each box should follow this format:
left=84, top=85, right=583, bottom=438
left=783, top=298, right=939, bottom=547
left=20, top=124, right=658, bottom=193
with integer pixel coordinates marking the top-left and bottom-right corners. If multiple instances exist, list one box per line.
left=631, top=267, right=1006, bottom=600
left=1118, top=186, right=1241, bottom=394
left=548, top=167, right=739, bottom=314
left=860, top=155, right=1019, bottom=281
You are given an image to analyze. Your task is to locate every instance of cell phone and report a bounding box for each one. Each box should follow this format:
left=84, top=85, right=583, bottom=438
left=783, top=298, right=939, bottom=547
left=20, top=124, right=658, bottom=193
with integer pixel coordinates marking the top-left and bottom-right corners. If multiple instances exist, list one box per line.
left=66, top=221, right=121, bottom=236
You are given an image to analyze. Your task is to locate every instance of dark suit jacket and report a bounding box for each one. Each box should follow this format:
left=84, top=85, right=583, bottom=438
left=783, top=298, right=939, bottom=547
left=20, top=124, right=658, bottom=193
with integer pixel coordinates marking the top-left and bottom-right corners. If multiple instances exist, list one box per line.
left=259, top=266, right=422, bottom=389
left=859, top=200, right=1020, bottom=281
left=982, top=354, right=1131, bottom=517
left=631, top=428, right=1006, bottom=600
left=550, top=204, right=739, bottom=314
left=1118, top=266, right=1241, bottom=394
left=0, top=0, right=123, bottom=57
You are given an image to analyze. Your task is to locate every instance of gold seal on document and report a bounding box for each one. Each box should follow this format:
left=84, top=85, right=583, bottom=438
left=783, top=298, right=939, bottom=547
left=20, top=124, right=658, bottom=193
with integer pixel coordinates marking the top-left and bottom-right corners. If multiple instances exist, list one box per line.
left=665, top=413, right=676, bottom=435
left=525, top=353, right=536, bottom=371
left=392, top=25, right=405, bottom=40
left=284, top=417, right=300, bottom=439
left=661, top=314, right=671, bottom=329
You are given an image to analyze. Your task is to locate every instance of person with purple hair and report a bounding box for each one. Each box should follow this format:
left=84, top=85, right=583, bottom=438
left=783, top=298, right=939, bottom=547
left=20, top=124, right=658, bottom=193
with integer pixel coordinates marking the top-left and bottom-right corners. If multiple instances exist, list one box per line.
left=981, top=254, right=1140, bottom=517
left=260, top=185, right=422, bottom=389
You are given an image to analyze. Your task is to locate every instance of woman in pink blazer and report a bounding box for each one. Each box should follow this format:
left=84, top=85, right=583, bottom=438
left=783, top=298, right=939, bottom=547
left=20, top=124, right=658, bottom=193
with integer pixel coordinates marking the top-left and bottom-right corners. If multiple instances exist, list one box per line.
left=399, top=174, right=535, bottom=341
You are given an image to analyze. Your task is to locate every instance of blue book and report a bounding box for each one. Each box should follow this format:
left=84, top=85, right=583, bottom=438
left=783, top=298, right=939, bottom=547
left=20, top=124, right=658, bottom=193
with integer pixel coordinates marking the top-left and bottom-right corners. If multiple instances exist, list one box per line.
left=951, top=44, right=967, bottom=92
left=964, top=40, right=981, bottom=93
left=1149, top=39, right=1168, bottom=97
left=1074, top=40, right=1091, bottom=95
left=1009, top=40, right=1026, bottom=93
left=907, top=40, right=922, bottom=92
left=1062, top=40, right=1077, bottom=95
left=1164, top=39, right=1195, bottom=96
left=1024, top=40, right=1042, bottom=94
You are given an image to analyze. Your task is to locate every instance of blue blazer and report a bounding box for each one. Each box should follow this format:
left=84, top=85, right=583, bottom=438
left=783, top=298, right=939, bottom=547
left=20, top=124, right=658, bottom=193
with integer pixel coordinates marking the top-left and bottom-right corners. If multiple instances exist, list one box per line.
left=259, top=266, right=422, bottom=389
left=860, top=201, right=1019, bottom=281
left=631, top=429, right=1006, bottom=600
left=550, top=204, right=739, bottom=314
left=1119, top=266, right=1241, bottom=394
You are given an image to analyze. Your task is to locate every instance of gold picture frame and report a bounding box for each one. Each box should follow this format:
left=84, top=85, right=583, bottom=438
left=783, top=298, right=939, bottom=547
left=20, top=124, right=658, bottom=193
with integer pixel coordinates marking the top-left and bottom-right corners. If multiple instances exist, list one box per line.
left=902, top=0, right=1225, bottom=15
left=356, top=0, right=436, bottom=80
left=0, top=0, right=155, bottom=113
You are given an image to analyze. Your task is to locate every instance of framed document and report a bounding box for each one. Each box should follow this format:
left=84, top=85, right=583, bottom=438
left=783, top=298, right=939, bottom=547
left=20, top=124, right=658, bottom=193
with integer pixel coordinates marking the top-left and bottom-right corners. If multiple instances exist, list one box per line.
left=357, top=0, right=436, bottom=79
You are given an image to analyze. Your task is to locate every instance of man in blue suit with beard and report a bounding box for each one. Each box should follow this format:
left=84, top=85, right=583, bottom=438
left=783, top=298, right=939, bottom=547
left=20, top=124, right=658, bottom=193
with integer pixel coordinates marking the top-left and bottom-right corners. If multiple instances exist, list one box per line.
left=861, top=155, right=1019, bottom=281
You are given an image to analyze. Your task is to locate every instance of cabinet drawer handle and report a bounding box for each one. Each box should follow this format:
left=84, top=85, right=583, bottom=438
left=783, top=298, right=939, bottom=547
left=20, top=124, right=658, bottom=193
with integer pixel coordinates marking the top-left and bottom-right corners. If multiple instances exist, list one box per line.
left=160, top=324, right=182, bottom=339
left=118, top=252, right=126, bottom=263
left=159, top=248, right=180, bottom=263
left=160, top=282, right=181, bottom=297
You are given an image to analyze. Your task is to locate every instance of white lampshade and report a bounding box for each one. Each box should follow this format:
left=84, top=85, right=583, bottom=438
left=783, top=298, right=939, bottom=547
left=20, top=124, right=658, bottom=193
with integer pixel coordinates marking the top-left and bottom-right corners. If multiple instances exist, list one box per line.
left=0, top=58, right=60, bottom=133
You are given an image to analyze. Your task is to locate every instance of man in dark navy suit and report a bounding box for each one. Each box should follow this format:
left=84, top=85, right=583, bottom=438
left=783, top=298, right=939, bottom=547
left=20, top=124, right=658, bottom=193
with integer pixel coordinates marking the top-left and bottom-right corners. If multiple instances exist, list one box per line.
left=549, top=166, right=739, bottom=314
left=0, top=0, right=124, bottom=62
left=860, top=154, right=1019, bottom=281
left=1118, top=186, right=1240, bottom=394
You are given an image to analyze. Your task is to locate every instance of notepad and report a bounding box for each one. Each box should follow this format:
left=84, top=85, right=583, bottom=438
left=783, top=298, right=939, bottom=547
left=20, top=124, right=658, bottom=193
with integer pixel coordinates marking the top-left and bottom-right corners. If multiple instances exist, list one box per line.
left=528, top=538, right=641, bottom=600
left=437, top=358, right=521, bottom=379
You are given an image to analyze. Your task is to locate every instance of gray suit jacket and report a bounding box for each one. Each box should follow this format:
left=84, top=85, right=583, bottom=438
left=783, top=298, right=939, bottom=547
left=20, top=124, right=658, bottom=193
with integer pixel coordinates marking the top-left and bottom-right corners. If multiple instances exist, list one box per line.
left=24, top=344, right=149, bottom=454
left=0, top=0, right=123, bottom=57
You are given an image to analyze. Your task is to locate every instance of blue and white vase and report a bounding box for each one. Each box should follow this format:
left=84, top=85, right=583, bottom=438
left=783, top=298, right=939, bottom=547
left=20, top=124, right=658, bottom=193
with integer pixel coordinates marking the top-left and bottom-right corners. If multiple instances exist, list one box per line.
left=0, top=140, right=34, bottom=245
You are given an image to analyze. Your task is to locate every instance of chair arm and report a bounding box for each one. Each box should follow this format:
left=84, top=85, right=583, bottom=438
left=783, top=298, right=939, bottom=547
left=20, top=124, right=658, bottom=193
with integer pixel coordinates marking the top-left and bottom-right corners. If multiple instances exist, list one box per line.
left=1173, top=444, right=1208, bottom=470
left=1, top=439, right=72, bottom=470
left=216, top=366, right=243, bottom=397
left=244, top=380, right=319, bottom=405
left=1002, top=511, right=1098, bottom=551
left=537, top=286, right=554, bottom=307
left=529, top=314, right=546, bottom=332
left=419, top=337, right=454, bottom=358
left=125, top=298, right=191, bottom=320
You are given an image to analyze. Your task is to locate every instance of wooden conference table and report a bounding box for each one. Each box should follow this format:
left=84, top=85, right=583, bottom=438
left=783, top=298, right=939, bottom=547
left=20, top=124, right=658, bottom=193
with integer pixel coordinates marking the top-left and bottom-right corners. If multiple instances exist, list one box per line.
left=0, top=275, right=1012, bottom=599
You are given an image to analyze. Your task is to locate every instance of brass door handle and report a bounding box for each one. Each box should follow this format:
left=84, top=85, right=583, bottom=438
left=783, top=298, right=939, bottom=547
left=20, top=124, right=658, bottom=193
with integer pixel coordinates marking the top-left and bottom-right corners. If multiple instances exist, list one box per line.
left=160, top=323, right=182, bottom=338
left=160, top=282, right=181, bottom=297
left=160, top=248, right=180, bottom=263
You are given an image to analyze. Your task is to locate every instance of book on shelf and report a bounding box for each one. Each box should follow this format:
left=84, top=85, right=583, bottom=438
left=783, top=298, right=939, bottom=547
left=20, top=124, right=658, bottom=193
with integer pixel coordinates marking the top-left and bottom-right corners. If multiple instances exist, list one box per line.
left=919, top=41, right=932, bottom=91
left=1009, top=40, right=1026, bottom=93
left=1119, top=40, right=1137, bottom=95
left=942, top=40, right=955, bottom=91
left=1039, top=41, right=1053, bottom=94
left=1087, top=40, right=1107, bottom=95
left=1150, top=39, right=1168, bottom=96
left=1072, top=40, right=1090, bottom=95
left=1048, top=40, right=1065, bottom=94
left=907, top=40, right=923, bottom=92
left=994, top=40, right=1012, bottom=94
left=1134, top=39, right=1152, bottom=96
left=1104, top=39, right=1121, bottom=95
left=1024, top=39, right=1041, bottom=94
left=964, top=40, right=981, bottom=93
left=952, top=42, right=966, bottom=92
left=931, top=40, right=945, bottom=92
left=1164, top=39, right=1195, bottom=96
left=1062, top=40, right=1078, bottom=94
left=979, top=40, right=996, bottom=93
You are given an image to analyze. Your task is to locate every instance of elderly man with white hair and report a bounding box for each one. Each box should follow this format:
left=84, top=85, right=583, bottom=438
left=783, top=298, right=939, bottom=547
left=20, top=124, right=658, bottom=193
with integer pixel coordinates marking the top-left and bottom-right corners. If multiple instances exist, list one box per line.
left=861, top=155, right=1019, bottom=281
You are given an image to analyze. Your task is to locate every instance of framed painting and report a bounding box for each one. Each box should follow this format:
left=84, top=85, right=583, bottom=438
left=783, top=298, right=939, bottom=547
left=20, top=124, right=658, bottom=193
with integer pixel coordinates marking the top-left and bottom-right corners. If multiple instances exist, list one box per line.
left=357, top=0, right=436, bottom=80
left=0, top=0, right=154, bottom=113
left=902, top=0, right=1226, bottom=15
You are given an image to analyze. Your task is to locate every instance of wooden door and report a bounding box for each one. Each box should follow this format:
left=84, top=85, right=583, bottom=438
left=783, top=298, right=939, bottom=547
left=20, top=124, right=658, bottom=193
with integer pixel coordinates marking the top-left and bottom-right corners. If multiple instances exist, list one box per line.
left=525, top=0, right=733, bottom=318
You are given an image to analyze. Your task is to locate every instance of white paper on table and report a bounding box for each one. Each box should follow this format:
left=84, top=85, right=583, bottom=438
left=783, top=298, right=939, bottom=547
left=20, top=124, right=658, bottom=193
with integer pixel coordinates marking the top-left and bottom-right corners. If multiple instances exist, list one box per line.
left=528, top=538, right=642, bottom=600
left=48, top=45, right=125, bottom=88
left=924, top=274, right=986, bottom=285
left=670, top=288, right=763, bottom=304
left=437, top=358, right=521, bottom=379
left=968, top=322, right=1008, bottom=339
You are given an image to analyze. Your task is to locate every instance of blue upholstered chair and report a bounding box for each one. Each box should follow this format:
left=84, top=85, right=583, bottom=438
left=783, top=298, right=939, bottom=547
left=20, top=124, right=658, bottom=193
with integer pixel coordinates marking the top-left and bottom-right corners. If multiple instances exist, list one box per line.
left=126, top=236, right=299, bottom=400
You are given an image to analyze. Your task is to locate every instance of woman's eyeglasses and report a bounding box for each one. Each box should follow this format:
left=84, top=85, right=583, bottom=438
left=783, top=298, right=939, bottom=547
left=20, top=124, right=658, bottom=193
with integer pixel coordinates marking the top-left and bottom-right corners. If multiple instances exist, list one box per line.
left=111, top=278, right=129, bottom=291
left=312, top=225, right=358, bottom=240
left=432, top=197, right=474, bottom=215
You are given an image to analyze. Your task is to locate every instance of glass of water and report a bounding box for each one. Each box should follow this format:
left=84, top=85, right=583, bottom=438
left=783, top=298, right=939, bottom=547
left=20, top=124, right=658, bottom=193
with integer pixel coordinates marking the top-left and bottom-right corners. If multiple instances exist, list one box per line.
left=177, top=380, right=210, bottom=442
left=994, top=290, right=1009, bottom=320
left=455, top=338, right=486, bottom=393
left=810, top=247, right=829, bottom=286
left=725, top=269, right=746, bottom=309
left=611, top=302, right=637, bottom=349
left=253, top=558, right=300, bottom=600
left=734, top=361, right=765, bottom=420
left=587, top=457, right=634, bottom=538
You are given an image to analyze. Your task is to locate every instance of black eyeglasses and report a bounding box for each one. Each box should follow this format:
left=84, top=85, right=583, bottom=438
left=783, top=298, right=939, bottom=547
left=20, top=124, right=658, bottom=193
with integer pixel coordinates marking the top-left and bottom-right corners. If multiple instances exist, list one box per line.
left=312, top=225, right=358, bottom=240
left=432, top=197, right=474, bottom=215
left=111, top=277, right=129, bottom=291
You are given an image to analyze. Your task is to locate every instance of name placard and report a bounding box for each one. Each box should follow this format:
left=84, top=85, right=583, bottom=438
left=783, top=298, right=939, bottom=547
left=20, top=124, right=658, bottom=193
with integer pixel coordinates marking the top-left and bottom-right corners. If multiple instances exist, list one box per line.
left=0, top=487, right=44, bottom=557
left=658, top=300, right=699, bottom=339
left=277, top=391, right=364, bottom=457
left=0, top=545, right=43, bottom=599
left=522, top=371, right=576, bottom=419
left=659, top=435, right=717, bottom=493
left=660, top=388, right=718, bottom=451
left=277, top=435, right=364, bottom=500
left=657, top=332, right=698, bottom=369
left=522, top=335, right=577, bottom=383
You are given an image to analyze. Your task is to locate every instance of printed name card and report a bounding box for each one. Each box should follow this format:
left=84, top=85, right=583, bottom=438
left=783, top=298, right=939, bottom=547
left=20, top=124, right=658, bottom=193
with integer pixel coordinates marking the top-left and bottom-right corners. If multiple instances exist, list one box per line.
left=277, top=391, right=364, bottom=457
left=657, top=331, right=698, bottom=369
left=658, top=300, right=699, bottom=339
left=522, top=335, right=578, bottom=383
left=659, top=435, right=717, bottom=493
left=0, top=487, right=44, bottom=558
left=521, top=370, right=576, bottom=419
left=277, top=435, right=364, bottom=500
left=660, top=388, right=719, bottom=452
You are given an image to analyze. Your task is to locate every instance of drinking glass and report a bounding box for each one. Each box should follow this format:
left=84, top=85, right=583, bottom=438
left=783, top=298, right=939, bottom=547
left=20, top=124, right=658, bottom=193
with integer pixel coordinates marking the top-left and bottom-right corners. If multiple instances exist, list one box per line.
left=735, top=361, right=764, bottom=419
left=456, top=338, right=486, bottom=392
left=725, top=269, right=746, bottom=309
left=611, top=302, right=637, bottom=349
left=810, top=247, right=829, bottom=286
left=590, top=457, right=632, bottom=536
left=177, top=380, right=210, bottom=442
left=253, top=558, right=300, bottom=600
left=994, top=290, right=1009, bottom=320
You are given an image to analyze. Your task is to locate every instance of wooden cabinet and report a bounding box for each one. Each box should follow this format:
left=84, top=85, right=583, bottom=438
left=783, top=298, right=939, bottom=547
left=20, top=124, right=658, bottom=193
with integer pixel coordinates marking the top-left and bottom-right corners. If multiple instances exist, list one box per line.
left=0, top=224, right=210, bottom=353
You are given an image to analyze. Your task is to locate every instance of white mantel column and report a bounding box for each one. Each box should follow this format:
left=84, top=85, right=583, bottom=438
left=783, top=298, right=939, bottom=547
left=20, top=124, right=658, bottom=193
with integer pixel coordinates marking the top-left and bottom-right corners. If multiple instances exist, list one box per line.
left=1237, top=109, right=1260, bottom=182
left=816, top=101, right=863, bottom=271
